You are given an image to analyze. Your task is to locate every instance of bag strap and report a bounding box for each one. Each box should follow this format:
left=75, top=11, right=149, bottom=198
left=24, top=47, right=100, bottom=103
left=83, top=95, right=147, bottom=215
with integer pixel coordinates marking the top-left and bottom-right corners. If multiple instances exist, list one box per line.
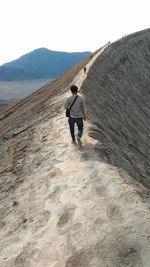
left=69, top=95, right=78, bottom=110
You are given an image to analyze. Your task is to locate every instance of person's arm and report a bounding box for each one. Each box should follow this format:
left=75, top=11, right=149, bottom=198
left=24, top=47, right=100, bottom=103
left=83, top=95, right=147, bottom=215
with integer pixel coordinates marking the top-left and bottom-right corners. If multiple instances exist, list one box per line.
left=81, top=97, right=87, bottom=121
left=64, top=98, right=70, bottom=110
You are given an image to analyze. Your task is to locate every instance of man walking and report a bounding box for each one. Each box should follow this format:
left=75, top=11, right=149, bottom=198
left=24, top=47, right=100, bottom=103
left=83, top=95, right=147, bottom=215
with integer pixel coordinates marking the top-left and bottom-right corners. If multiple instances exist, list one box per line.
left=64, top=84, right=86, bottom=145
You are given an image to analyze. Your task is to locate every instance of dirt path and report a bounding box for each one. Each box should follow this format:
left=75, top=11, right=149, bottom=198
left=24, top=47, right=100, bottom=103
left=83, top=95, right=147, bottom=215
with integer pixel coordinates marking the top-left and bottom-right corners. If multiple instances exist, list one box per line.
left=1, top=46, right=150, bottom=267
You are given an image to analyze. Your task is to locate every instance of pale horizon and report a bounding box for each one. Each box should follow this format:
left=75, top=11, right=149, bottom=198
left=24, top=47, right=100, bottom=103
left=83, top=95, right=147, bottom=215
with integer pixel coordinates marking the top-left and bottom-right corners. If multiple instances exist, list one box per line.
left=0, top=0, right=150, bottom=65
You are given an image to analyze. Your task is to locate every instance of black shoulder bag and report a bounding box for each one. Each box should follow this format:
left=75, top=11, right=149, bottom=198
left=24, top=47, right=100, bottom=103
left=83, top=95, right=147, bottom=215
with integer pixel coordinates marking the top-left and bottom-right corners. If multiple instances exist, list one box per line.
left=66, top=95, right=78, bottom=117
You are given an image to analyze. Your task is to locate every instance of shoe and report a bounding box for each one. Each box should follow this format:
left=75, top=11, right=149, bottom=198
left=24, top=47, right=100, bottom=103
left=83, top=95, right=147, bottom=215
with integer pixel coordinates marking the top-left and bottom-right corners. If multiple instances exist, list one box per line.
left=71, top=140, right=76, bottom=144
left=77, top=136, right=82, bottom=146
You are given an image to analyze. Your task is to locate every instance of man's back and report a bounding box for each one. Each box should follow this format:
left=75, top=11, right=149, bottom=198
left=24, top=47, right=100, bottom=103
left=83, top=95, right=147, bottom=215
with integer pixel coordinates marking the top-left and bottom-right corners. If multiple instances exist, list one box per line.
left=65, top=94, right=86, bottom=118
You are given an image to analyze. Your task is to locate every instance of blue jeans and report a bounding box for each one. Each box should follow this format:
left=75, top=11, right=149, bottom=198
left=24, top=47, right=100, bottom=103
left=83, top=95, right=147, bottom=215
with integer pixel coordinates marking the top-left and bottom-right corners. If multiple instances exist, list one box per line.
left=68, top=117, right=83, bottom=141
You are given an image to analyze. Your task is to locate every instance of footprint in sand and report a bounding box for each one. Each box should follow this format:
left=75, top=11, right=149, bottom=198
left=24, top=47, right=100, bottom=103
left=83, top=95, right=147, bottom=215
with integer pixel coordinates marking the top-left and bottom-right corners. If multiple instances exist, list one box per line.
left=94, top=185, right=108, bottom=198
left=71, top=223, right=82, bottom=231
left=15, top=245, right=40, bottom=267
left=57, top=205, right=76, bottom=229
left=107, top=203, right=124, bottom=222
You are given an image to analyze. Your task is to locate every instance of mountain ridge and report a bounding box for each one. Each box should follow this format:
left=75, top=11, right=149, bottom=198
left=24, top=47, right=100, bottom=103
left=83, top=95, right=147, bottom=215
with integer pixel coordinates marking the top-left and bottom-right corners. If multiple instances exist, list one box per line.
left=0, top=48, right=91, bottom=81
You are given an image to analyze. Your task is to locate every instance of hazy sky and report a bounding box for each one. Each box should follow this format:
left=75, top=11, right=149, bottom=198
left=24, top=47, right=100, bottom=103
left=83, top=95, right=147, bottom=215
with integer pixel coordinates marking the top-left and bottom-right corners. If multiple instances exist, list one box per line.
left=0, top=0, right=150, bottom=65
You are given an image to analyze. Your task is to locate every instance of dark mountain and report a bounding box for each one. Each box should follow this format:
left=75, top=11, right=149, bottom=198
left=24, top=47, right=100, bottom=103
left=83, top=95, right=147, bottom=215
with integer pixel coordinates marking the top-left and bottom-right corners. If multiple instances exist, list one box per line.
left=0, top=48, right=91, bottom=81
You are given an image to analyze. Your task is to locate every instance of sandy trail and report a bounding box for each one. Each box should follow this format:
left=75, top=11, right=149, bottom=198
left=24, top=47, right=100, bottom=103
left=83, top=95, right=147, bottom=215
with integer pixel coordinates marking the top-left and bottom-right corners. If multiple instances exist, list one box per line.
left=1, top=46, right=150, bottom=267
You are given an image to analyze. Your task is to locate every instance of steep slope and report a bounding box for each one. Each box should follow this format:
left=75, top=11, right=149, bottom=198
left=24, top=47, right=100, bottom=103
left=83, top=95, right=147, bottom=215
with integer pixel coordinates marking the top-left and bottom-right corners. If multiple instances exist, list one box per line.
left=0, top=48, right=91, bottom=80
left=0, top=53, right=92, bottom=203
left=0, top=31, right=150, bottom=267
left=81, top=28, right=150, bottom=187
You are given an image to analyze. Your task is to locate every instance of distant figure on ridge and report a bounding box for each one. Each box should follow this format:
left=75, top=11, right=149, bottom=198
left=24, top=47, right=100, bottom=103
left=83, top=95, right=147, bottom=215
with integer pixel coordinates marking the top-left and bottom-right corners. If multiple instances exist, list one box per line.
left=84, top=66, right=86, bottom=73
left=64, top=84, right=87, bottom=145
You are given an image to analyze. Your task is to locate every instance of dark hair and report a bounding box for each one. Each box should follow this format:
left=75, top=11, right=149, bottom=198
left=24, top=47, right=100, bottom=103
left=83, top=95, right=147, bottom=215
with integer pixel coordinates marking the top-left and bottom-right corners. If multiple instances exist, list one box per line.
left=70, top=84, right=78, bottom=93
